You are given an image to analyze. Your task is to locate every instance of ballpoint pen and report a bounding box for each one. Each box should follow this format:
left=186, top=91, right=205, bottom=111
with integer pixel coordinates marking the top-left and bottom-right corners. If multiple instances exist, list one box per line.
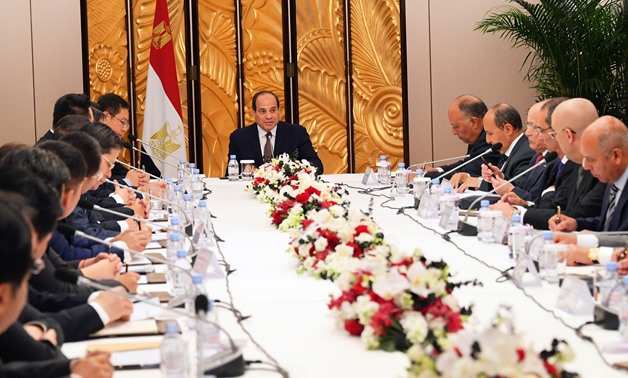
left=555, top=205, right=561, bottom=224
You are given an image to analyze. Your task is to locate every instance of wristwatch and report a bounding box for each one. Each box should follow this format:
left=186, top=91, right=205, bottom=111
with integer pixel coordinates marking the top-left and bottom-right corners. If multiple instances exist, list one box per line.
left=587, top=248, right=600, bottom=263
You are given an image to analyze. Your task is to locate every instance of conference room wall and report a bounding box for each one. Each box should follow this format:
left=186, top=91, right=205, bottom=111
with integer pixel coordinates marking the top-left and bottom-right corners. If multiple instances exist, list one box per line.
left=406, top=0, right=538, bottom=166
left=0, top=1, right=83, bottom=145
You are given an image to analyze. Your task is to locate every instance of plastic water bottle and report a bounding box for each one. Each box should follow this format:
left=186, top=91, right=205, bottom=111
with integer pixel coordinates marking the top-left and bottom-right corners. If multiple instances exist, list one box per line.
left=618, top=277, right=628, bottom=339
left=228, top=155, right=239, bottom=181
left=182, top=193, right=195, bottom=223
left=507, top=214, right=525, bottom=259
left=438, top=187, right=459, bottom=231
left=598, top=262, right=619, bottom=307
left=172, top=185, right=183, bottom=214
left=537, top=231, right=553, bottom=279
left=191, top=168, right=203, bottom=203
left=193, top=200, right=212, bottom=239
left=395, top=163, right=408, bottom=194
left=172, top=249, right=191, bottom=297
left=160, top=322, right=188, bottom=378
left=376, top=156, right=390, bottom=184
left=168, top=216, right=183, bottom=240
left=413, top=169, right=430, bottom=208
left=177, top=160, right=187, bottom=186
left=477, top=200, right=492, bottom=242
left=165, top=178, right=175, bottom=203
left=166, top=233, right=182, bottom=263
left=430, top=179, right=443, bottom=212
left=186, top=273, right=206, bottom=318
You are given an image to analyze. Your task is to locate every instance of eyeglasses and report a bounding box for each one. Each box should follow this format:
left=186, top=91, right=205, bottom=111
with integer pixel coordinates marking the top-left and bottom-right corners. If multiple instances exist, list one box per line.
left=112, top=114, right=130, bottom=130
left=525, top=122, right=540, bottom=131
left=31, top=258, right=45, bottom=275
left=91, top=171, right=104, bottom=180
left=535, top=126, right=553, bottom=136
left=102, top=155, right=115, bottom=170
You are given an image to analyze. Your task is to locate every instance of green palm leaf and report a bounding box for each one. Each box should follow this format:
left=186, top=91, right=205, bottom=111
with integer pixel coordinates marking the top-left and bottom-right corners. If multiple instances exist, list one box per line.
left=476, top=0, right=627, bottom=123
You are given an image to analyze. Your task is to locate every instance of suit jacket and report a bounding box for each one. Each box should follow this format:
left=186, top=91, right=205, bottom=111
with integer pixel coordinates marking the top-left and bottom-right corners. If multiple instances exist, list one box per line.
left=228, top=121, right=324, bottom=175
left=424, top=129, right=501, bottom=180
left=35, top=130, right=55, bottom=145
left=523, top=161, right=606, bottom=229
left=0, top=358, right=71, bottom=378
left=479, top=134, right=536, bottom=191
left=577, top=173, right=628, bottom=232
left=512, top=154, right=559, bottom=202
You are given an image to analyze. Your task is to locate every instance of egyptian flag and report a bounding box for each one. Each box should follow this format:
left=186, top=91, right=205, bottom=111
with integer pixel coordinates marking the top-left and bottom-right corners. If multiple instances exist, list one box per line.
left=142, top=0, right=186, bottom=179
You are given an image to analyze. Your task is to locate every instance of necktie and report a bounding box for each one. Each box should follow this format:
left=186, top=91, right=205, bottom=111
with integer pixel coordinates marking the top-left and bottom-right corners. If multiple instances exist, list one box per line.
left=263, top=132, right=273, bottom=163
left=575, top=166, right=584, bottom=190
left=556, top=162, right=564, bottom=179
left=535, top=153, right=543, bottom=164
left=603, top=184, right=619, bottom=231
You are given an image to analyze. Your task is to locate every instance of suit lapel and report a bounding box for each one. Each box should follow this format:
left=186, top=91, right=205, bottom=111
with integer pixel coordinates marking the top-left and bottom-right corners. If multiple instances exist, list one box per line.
left=273, top=122, right=285, bottom=157
left=609, top=175, right=628, bottom=231
left=502, top=135, right=526, bottom=177
left=248, top=124, right=264, bottom=164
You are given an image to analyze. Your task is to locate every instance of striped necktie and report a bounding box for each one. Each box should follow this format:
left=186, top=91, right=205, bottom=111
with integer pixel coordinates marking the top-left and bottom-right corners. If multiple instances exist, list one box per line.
left=263, top=132, right=273, bottom=163
left=603, top=185, right=619, bottom=231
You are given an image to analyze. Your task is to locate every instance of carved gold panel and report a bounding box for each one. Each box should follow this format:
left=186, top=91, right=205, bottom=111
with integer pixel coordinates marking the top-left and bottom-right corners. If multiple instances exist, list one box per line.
left=350, top=0, right=404, bottom=172
left=296, top=0, right=348, bottom=174
left=86, top=0, right=130, bottom=163
left=241, top=0, right=285, bottom=124
left=197, top=0, right=238, bottom=176
left=132, top=0, right=189, bottom=174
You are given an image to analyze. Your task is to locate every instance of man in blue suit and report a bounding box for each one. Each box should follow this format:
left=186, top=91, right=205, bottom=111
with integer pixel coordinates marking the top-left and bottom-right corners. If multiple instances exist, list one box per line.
left=228, top=91, right=324, bottom=175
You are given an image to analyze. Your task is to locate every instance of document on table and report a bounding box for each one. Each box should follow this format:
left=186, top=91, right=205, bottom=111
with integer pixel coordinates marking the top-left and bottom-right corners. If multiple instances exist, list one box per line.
left=130, top=297, right=163, bottom=321
left=111, top=348, right=161, bottom=370
left=90, top=319, right=159, bottom=338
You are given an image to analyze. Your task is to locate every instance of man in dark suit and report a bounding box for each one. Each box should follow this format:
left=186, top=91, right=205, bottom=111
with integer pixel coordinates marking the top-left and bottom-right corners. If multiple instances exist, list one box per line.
left=228, top=90, right=324, bottom=175
left=455, top=103, right=535, bottom=192
left=552, top=115, right=628, bottom=233
left=492, top=98, right=605, bottom=230
left=424, top=95, right=501, bottom=182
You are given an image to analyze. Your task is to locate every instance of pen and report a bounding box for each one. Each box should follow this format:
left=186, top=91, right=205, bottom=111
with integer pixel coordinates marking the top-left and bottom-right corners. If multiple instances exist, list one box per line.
left=555, top=205, right=561, bottom=224
left=620, top=241, right=628, bottom=261
left=481, top=156, right=497, bottom=179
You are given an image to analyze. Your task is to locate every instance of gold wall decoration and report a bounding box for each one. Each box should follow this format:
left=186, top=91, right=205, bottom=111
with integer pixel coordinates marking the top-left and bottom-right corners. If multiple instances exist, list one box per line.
left=350, top=0, right=404, bottom=171
left=241, top=0, right=285, bottom=124
left=197, top=0, right=238, bottom=176
left=296, top=0, right=348, bottom=174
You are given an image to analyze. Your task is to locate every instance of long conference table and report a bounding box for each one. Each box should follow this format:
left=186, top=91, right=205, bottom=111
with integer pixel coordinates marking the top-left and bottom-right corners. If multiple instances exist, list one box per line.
left=62, top=174, right=628, bottom=377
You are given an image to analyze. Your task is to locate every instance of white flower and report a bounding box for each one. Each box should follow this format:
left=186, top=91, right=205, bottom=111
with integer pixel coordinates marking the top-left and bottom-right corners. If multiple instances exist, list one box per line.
left=360, top=325, right=380, bottom=350
left=406, top=262, right=430, bottom=297
left=314, top=237, right=328, bottom=252
left=329, top=204, right=346, bottom=218
left=334, top=272, right=355, bottom=292
left=355, top=232, right=374, bottom=244
left=354, top=295, right=378, bottom=325
left=372, top=269, right=410, bottom=300
left=334, top=244, right=354, bottom=258
left=400, top=312, right=429, bottom=345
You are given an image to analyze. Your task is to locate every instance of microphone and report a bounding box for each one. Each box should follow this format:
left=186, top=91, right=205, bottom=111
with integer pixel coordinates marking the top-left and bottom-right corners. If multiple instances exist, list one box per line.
left=457, top=151, right=558, bottom=236
left=128, top=135, right=179, bottom=163
left=76, top=199, right=197, bottom=256
left=115, top=158, right=163, bottom=182
left=55, top=269, right=246, bottom=377
left=407, top=154, right=470, bottom=170
left=122, top=141, right=180, bottom=172
left=435, top=143, right=503, bottom=181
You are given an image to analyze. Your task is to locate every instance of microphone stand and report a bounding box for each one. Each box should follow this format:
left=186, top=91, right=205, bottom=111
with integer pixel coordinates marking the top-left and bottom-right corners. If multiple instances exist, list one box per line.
left=116, top=159, right=163, bottom=182
left=458, top=153, right=557, bottom=236
left=407, top=154, right=470, bottom=170
left=435, top=144, right=502, bottom=181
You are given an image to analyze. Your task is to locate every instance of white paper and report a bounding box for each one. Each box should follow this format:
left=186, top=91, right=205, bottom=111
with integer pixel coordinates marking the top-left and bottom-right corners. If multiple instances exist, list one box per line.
left=131, top=297, right=163, bottom=321
left=111, top=348, right=161, bottom=368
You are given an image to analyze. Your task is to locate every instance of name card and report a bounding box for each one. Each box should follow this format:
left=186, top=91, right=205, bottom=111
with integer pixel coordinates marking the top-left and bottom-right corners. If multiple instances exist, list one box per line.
left=362, top=167, right=373, bottom=185
left=555, top=276, right=595, bottom=315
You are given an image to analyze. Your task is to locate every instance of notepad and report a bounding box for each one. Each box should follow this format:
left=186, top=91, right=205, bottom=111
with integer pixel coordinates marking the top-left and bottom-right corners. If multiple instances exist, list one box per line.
left=90, top=319, right=159, bottom=338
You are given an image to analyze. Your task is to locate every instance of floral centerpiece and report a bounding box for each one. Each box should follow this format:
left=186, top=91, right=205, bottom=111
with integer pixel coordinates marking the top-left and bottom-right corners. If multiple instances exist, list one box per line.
left=407, top=306, right=576, bottom=378
left=246, top=154, right=317, bottom=204
left=328, top=251, right=476, bottom=356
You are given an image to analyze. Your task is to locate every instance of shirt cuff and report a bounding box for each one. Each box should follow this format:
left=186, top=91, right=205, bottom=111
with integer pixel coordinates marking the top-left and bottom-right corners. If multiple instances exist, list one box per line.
left=598, top=247, right=615, bottom=265
left=108, top=193, right=125, bottom=204
left=117, top=220, right=129, bottom=232
left=88, top=300, right=110, bottom=326
left=122, top=178, right=132, bottom=187
left=577, top=234, right=599, bottom=248
left=541, top=186, right=556, bottom=197
left=436, top=167, right=444, bottom=173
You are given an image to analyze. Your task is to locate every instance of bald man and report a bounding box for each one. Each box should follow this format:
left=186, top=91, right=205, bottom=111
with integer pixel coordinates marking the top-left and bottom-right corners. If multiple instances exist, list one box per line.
left=425, top=95, right=501, bottom=182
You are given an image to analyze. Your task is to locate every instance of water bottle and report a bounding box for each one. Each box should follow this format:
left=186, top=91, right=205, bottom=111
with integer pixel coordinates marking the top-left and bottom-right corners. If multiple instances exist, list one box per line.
left=160, top=322, right=188, bottom=378
left=166, top=233, right=182, bottom=263
left=413, top=169, right=430, bottom=208
left=438, top=187, right=459, bottom=231
left=168, top=216, right=182, bottom=240
left=598, top=262, right=619, bottom=307
left=193, top=200, right=212, bottom=238
left=172, top=249, right=191, bottom=297
left=177, top=160, right=187, bottom=186
left=165, top=178, right=175, bottom=203
left=172, top=185, right=183, bottom=215
left=477, top=200, right=492, bottom=242
left=376, top=155, right=390, bottom=184
left=537, top=231, right=553, bottom=279
left=395, top=162, right=408, bottom=194
left=228, top=155, right=239, bottom=181
left=507, top=214, right=525, bottom=259
left=182, top=193, right=195, bottom=223
left=430, top=179, right=442, bottom=212
left=619, top=277, right=628, bottom=339
left=191, top=168, right=203, bottom=204
left=186, top=273, right=207, bottom=318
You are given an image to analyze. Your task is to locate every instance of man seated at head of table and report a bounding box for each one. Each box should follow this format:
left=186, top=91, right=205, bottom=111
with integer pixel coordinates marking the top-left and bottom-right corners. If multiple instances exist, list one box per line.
left=548, top=115, right=628, bottom=265
left=490, top=98, right=606, bottom=230
left=453, top=103, right=536, bottom=193
left=0, top=195, right=115, bottom=378
left=227, top=90, right=324, bottom=175
left=423, top=95, right=501, bottom=181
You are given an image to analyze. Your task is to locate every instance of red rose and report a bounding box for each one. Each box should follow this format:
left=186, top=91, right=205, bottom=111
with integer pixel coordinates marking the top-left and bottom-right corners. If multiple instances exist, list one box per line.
left=346, top=242, right=363, bottom=258
left=543, top=360, right=558, bottom=378
left=516, top=348, right=525, bottom=363
left=445, top=312, right=463, bottom=333
left=305, top=186, right=321, bottom=196
left=320, top=200, right=337, bottom=209
left=301, top=219, right=314, bottom=229
left=354, top=224, right=370, bottom=236
left=295, top=192, right=311, bottom=204
left=369, top=302, right=402, bottom=336
left=344, top=319, right=365, bottom=336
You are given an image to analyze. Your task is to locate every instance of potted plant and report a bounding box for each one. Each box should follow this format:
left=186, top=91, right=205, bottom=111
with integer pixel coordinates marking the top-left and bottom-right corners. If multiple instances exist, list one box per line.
left=476, top=0, right=627, bottom=123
